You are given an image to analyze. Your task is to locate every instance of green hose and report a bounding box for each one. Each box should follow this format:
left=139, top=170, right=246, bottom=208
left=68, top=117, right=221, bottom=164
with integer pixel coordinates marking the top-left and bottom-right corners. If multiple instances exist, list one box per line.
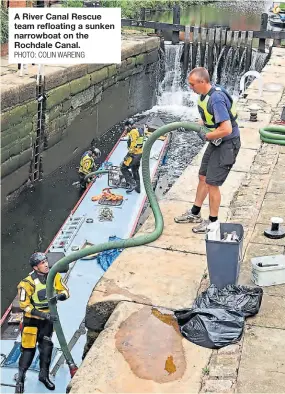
left=259, top=125, right=285, bottom=145
left=46, top=121, right=202, bottom=376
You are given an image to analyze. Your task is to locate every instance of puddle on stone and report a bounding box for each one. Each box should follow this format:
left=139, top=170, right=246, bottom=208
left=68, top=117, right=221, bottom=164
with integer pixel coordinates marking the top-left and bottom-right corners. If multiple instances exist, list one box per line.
left=263, top=83, right=284, bottom=92
left=151, top=307, right=180, bottom=334
left=115, top=306, right=186, bottom=383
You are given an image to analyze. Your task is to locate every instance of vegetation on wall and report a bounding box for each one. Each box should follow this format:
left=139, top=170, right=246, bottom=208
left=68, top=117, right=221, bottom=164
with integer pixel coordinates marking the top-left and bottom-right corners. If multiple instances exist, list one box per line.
left=62, top=0, right=84, bottom=7
left=101, top=1, right=189, bottom=18
left=61, top=0, right=197, bottom=17
left=0, top=1, right=8, bottom=44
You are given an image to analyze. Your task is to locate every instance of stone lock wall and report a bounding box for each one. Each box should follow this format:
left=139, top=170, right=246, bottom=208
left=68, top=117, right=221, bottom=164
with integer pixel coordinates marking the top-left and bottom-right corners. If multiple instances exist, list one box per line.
left=1, top=37, right=161, bottom=203
left=1, top=99, right=38, bottom=180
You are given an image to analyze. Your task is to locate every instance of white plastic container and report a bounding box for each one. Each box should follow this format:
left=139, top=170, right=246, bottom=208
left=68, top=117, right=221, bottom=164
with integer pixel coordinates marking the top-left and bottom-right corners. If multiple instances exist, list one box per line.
left=206, top=221, right=221, bottom=241
left=251, top=255, right=285, bottom=287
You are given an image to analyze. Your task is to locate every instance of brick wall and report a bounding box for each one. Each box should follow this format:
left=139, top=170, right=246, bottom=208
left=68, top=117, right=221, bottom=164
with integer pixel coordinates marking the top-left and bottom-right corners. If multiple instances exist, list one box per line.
left=8, top=1, right=29, bottom=7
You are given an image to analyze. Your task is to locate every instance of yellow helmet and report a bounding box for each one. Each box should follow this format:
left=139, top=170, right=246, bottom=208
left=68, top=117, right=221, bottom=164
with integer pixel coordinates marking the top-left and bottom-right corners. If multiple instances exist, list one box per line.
left=273, top=5, right=281, bottom=13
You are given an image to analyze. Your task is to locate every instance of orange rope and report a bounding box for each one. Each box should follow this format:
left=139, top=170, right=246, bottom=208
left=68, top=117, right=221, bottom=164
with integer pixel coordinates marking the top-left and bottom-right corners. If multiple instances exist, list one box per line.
left=92, top=188, right=123, bottom=202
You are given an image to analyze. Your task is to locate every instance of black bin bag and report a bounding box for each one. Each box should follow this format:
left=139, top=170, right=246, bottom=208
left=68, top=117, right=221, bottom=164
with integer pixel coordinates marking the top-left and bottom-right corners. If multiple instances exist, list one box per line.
left=175, top=308, right=244, bottom=349
left=175, top=285, right=263, bottom=349
left=193, top=284, right=263, bottom=317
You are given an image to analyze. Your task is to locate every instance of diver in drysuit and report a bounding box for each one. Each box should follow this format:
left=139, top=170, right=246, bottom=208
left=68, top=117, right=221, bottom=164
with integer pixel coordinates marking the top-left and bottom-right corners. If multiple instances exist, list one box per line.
left=120, top=118, right=145, bottom=193
left=15, top=252, right=69, bottom=393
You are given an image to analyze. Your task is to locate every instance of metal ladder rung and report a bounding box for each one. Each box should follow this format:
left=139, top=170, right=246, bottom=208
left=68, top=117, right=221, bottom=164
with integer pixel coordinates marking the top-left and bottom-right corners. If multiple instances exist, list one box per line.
left=30, top=64, right=45, bottom=183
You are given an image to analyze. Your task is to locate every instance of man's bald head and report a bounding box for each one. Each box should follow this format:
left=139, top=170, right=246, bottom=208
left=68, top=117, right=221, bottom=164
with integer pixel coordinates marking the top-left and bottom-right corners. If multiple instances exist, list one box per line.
left=188, top=67, right=211, bottom=94
left=189, top=67, right=210, bottom=83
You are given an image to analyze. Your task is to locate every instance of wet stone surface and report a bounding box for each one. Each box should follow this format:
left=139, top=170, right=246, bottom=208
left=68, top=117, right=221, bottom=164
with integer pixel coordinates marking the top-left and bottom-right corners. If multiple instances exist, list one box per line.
left=115, top=306, right=186, bottom=383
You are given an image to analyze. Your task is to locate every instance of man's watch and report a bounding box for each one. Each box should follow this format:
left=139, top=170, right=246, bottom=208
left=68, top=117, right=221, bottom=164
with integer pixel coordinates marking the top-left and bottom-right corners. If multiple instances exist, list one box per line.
left=211, top=138, right=222, bottom=146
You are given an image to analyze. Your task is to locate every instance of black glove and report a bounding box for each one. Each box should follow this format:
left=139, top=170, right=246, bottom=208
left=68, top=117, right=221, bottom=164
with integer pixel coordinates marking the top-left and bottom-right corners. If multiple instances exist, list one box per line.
left=196, top=128, right=207, bottom=142
left=49, top=293, right=67, bottom=303
left=56, top=293, right=67, bottom=301
left=45, top=313, right=58, bottom=323
left=31, top=309, right=58, bottom=322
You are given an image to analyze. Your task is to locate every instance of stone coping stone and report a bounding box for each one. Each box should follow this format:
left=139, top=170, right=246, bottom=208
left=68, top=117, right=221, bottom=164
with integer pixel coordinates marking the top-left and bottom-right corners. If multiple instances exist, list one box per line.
left=1, top=36, right=160, bottom=110
left=86, top=245, right=207, bottom=321
left=70, top=301, right=211, bottom=393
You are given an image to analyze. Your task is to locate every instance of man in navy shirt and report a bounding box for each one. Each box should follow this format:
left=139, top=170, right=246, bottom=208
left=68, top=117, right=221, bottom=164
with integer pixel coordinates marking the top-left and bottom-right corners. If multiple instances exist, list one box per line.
left=175, top=67, right=241, bottom=233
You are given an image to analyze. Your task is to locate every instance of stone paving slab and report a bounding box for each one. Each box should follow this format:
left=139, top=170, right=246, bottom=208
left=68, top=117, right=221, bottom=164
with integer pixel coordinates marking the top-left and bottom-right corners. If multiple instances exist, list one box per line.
left=256, top=192, right=285, bottom=224
left=267, top=57, right=285, bottom=67
left=166, top=166, right=246, bottom=207
left=88, top=246, right=207, bottom=311
left=237, top=326, right=285, bottom=393
left=260, top=72, right=285, bottom=88
left=139, top=201, right=230, bottom=255
left=246, top=91, right=284, bottom=109
left=248, top=76, right=285, bottom=94
left=251, top=223, right=285, bottom=247
left=277, top=153, right=285, bottom=166
left=237, top=98, right=273, bottom=114
left=239, top=127, right=262, bottom=150
left=267, top=176, right=285, bottom=194
left=247, top=294, right=285, bottom=329
left=70, top=302, right=211, bottom=393
left=238, top=111, right=273, bottom=126
left=232, top=148, right=257, bottom=173
left=263, top=64, right=285, bottom=74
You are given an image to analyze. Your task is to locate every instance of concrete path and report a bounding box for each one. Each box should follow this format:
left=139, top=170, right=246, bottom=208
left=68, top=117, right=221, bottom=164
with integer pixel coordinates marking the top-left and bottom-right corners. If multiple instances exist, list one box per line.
left=68, top=48, right=285, bottom=393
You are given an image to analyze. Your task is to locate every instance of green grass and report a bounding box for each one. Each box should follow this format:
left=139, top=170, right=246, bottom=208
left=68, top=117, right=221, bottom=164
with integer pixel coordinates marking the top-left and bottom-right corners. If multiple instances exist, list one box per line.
left=202, top=366, right=210, bottom=375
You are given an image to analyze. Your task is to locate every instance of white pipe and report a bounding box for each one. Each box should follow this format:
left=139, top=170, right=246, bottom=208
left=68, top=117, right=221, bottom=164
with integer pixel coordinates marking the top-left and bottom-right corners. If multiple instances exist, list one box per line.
left=239, top=70, right=263, bottom=98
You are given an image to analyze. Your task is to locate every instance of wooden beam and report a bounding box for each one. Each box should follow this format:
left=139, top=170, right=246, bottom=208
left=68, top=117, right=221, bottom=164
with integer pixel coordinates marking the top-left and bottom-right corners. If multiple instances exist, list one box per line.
left=183, top=25, right=191, bottom=77
left=253, top=30, right=285, bottom=39
left=121, top=19, right=185, bottom=32
left=172, top=4, right=180, bottom=44
left=121, top=19, right=285, bottom=40
left=258, top=12, right=268, bottom=52
left=140, top=8, right=146, bottom=20
left=245, top=31, right=253, bottom=72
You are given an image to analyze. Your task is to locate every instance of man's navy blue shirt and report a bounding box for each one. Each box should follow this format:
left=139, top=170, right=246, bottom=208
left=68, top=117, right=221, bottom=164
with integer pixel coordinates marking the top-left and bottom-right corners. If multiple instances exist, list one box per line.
left=201, top=86, right=240, bottom=141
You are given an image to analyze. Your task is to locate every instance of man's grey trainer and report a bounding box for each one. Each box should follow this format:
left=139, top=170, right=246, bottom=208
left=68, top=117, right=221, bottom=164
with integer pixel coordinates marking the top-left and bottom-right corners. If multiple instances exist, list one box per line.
left=174, top=211, right=202, bottom=224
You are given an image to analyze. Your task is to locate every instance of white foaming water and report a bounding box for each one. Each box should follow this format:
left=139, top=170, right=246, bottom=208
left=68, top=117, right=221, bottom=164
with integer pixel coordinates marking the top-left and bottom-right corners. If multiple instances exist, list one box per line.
left=145, top=41, right=199, bottom=122
left=137, top=42, right=203, bottom=199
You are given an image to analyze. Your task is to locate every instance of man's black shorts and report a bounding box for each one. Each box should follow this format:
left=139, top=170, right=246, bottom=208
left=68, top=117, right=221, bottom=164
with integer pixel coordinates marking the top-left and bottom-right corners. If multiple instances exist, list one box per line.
left=199, top=137, right=241, bottom=186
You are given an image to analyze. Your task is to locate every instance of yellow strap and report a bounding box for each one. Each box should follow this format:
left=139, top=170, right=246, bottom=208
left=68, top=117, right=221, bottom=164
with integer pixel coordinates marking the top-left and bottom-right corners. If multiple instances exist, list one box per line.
left=123, top=156, right=133, bottom=166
